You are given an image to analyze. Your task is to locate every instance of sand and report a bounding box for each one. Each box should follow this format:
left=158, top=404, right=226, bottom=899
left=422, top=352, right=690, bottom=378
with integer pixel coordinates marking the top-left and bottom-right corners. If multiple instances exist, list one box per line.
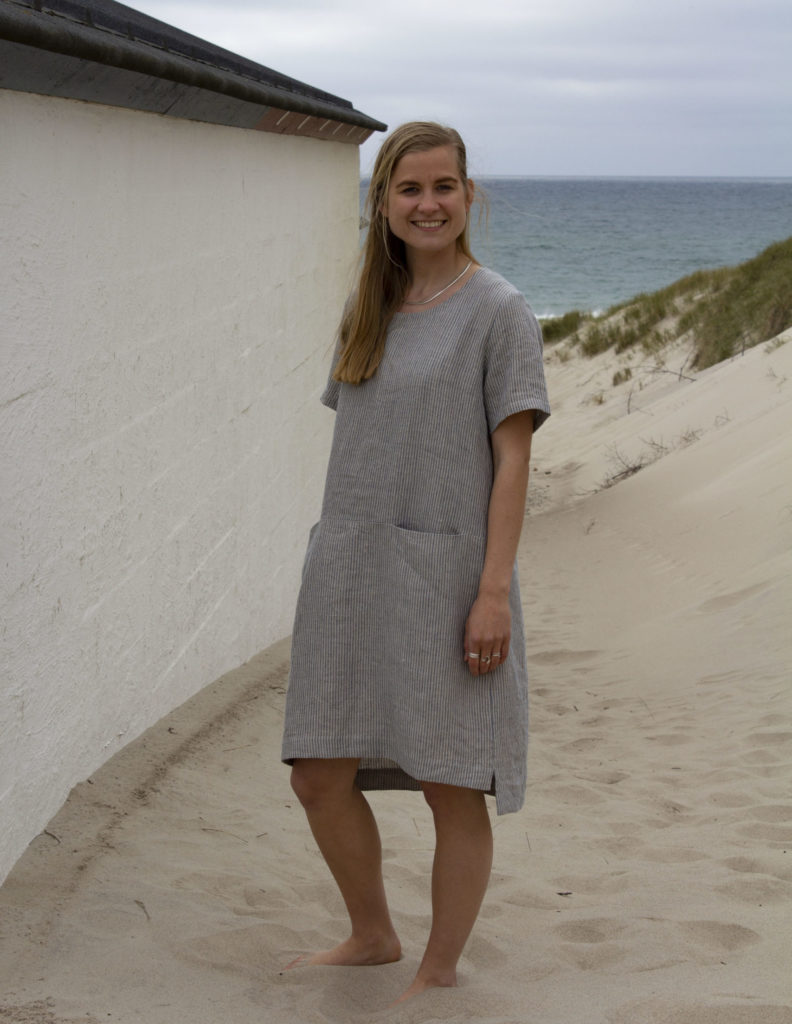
left=2, top=331, right=791, bottom=1024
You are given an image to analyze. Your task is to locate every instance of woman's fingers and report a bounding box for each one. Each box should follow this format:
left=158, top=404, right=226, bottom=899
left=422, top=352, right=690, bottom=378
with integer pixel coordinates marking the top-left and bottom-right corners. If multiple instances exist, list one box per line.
left=464, top=642, right=508, bottom=676
left=465, top=596, right=511, bottom=676
left=480, top=647, right=506, bottom=674
left=464, top=636, right=480, bottom=676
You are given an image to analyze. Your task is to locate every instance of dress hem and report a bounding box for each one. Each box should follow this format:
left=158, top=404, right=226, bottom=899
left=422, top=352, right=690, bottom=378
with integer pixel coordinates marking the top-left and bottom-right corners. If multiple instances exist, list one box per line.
left=281, top=751, right=524, bottom=812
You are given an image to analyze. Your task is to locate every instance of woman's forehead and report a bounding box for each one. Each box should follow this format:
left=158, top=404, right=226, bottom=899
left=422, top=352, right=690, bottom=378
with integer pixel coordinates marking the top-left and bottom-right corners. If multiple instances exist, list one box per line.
left=391, top=145, right=461, bottom=183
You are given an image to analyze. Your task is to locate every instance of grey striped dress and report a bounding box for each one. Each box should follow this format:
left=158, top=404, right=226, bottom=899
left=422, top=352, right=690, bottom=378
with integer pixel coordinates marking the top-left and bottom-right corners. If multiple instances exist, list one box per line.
left=281, top=267, right=550, bottom=814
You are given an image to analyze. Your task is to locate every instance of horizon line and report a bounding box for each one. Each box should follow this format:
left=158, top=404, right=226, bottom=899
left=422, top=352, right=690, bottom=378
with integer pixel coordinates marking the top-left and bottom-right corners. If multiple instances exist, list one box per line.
left=359, top=173, right=792, bottom=182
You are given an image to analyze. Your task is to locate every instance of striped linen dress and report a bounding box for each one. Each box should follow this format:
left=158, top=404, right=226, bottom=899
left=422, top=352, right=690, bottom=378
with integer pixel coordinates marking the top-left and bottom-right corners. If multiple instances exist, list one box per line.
left=281, top=267, right=550, bottom=814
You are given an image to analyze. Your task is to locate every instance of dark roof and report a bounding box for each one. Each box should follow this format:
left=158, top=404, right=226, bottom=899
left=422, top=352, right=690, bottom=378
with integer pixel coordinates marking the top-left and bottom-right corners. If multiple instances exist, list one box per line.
left=0, top=0, right=386, bottom=142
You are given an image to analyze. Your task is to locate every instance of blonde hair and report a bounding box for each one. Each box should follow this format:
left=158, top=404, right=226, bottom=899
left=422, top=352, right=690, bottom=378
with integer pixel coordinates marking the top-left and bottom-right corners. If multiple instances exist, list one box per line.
left=333, top=122, right=475, bottom=385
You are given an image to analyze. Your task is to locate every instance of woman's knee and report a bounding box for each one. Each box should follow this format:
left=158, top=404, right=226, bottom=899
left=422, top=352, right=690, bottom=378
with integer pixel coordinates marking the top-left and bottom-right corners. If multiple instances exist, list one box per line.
left=422, top=781, right=485, bottom=819
left=290, top=758, right=358, bottom=811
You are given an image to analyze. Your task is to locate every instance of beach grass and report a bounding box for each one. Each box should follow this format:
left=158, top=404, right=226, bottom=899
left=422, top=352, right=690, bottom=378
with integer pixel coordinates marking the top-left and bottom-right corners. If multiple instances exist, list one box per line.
left=542, top=236, right=792, bottom=368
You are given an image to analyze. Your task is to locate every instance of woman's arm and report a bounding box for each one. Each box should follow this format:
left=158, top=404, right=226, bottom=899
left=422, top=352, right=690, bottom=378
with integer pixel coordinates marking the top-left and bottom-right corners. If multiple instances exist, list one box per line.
left=464, top=409, right=535, bottom=677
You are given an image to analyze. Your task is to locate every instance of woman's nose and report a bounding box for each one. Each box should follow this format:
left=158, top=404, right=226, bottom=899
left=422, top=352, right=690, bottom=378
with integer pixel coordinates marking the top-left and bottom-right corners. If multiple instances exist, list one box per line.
left=417, top=191, right=439, bottom=211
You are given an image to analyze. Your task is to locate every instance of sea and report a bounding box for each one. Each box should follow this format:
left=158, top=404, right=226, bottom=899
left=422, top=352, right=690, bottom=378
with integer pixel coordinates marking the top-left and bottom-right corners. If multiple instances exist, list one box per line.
left=361, top=177, right=792, bottom=319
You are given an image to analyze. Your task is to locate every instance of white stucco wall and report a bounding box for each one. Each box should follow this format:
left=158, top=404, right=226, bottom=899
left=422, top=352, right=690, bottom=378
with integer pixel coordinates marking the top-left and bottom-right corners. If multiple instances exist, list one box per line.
left=0, top=89, right=360, bottom=883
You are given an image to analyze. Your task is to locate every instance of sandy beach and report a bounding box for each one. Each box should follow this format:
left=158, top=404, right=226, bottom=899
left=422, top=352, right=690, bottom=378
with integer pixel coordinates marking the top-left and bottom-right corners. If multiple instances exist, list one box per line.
left=1, top=330, right=791, bottom=1024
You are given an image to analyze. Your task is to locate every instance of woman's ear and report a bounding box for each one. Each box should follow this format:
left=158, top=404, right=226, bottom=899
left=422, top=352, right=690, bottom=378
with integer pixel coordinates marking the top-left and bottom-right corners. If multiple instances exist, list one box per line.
left=465, top=179, right=475, bottom=212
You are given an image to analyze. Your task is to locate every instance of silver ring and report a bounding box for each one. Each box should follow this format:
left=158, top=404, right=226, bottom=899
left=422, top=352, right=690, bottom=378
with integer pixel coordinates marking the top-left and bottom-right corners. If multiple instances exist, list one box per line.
left=481, top=655, right=491, bottom=665
left=492, top=652, right=502, bottom=659
left=467, top=652, right=479, bottom=659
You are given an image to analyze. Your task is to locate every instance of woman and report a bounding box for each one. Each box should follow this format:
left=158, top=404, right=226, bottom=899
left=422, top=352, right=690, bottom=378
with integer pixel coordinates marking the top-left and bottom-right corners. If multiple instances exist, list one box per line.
left=281, top=122, right=550, bottom=1002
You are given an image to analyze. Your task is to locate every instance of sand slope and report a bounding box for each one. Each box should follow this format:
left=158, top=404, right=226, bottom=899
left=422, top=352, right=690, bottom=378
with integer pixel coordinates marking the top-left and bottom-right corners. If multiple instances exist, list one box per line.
left=1, top=333, right=791, bottom=1024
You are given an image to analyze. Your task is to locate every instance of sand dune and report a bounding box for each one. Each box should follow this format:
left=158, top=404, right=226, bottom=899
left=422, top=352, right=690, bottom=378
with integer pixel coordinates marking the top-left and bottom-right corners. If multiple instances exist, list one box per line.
left=1, top=332, right=791, bottom=1024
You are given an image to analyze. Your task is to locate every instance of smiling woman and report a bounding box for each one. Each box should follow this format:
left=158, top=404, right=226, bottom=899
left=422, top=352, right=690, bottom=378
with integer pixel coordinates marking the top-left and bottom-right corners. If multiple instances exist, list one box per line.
left=333, top=123, right=480, bottom=384
left=383, top=147, right=473, bottom=269
left=281, top=121, right=551, bottom=1004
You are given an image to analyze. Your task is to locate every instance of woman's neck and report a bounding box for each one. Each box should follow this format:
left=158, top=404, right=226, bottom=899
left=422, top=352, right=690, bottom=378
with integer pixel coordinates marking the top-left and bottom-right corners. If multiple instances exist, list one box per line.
left=404, top=250, right=471, bottom=304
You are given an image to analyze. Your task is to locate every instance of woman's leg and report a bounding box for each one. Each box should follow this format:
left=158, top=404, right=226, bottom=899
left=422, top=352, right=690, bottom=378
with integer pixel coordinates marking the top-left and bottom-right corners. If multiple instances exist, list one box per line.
left=397, top=782, right=493, bottom=1000
left=289, top=757, right=401, bottom=966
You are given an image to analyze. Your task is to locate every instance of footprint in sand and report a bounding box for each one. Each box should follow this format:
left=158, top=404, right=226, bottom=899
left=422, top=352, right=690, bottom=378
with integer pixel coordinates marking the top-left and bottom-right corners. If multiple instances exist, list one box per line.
left=746, top=804, right=792, bottom=823
left=716, top=875, right=792, bottom=904
left=0, top=1002, right=103, bottom=1024
left=736, top=821, right=792, bottom=845
left=610, top=997, right=792, bottom=1024
left=582, top=769, right=629, bottom=785
left=637, top=845, right=711, bottom=864
left=553, top=918, right=627, bottom=970
left=645, top=729, right=695, bottom=746
left=756, top=713, right=788, bottom=727
left=555, top=918, right=626, bottom=943
left=677, top=919, right=760, bottom=953
left=707, top=789, right=756, bottom=808
left=529, top=648, right=601, bottom=665
left=180, top=921, right=284, bottom=979
left=559, top=736, right=604, bottom=754
left=545, top=782, right=607, bottom=804
left=745, top=730, right=792, bottom=748
left=739, top=746, right=788, bottom=769
left=723, top=855, right=792, bottom=882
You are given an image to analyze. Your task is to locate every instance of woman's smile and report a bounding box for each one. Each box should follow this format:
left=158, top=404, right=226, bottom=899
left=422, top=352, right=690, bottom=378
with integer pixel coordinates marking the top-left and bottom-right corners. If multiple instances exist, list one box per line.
left=383, top=144, right=472, bottom=255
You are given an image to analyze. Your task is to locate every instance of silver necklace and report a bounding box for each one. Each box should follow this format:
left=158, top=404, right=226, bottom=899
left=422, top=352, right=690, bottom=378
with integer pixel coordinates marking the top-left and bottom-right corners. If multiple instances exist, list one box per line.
left=403, top=260, right=473, bottom=305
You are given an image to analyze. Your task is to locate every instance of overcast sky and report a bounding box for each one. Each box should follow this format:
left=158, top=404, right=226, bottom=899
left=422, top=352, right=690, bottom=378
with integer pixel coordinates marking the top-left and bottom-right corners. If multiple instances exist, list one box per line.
left=132, top=0, right=791, bottom=178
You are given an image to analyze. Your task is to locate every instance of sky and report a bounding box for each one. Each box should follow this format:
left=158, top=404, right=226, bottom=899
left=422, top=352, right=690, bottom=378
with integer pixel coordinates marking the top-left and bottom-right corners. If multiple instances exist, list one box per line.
left=130, top=0, right=792, bottom=178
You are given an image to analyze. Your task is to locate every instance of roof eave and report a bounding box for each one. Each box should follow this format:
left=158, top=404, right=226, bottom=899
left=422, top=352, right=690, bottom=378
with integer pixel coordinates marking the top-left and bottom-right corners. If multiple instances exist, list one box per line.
left=0, top=1, right=386, bottom=141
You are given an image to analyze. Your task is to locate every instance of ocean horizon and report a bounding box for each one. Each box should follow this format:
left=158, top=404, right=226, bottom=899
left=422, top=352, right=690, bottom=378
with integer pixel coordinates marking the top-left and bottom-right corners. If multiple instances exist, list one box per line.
left=361, top=175, right=792, bottom=318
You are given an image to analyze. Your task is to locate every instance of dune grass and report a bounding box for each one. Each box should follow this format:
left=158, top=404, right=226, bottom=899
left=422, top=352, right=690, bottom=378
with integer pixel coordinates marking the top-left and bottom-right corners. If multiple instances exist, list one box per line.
left=542, top=237, right=792, bottom=368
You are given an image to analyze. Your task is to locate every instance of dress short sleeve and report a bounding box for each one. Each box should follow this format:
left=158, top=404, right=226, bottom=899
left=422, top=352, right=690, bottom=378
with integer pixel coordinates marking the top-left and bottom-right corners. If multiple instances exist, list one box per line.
left=321, top=374, right=340, bottom=410
left=319, top=332, right=344, bottom=410
left=484, top=289, right=551, bottom=434
left=320, top=300, right=354, bottom=411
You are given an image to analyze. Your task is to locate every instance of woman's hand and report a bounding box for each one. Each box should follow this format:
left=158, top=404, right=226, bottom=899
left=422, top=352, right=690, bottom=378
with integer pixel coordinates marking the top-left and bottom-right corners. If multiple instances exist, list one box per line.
left=464, top=590, right=511, bottom=676
left=464, top=409, right=535, bottom=678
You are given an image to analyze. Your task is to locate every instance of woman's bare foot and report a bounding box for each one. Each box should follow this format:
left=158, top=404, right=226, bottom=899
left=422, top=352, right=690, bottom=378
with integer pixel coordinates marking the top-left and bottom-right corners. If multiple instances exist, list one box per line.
left=392, top=969, right=457, bottom=1004
left=285, top=932, right=402, bottom=970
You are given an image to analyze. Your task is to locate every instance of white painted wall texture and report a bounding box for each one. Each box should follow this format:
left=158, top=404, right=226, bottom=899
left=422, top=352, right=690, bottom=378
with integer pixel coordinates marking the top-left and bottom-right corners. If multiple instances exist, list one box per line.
left=1, top=90, right=360, bottom=883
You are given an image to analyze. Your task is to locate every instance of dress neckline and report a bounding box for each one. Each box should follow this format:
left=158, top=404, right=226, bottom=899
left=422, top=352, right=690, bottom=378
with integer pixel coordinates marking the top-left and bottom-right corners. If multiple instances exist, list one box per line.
left=394, top=266, right=482, bottom=316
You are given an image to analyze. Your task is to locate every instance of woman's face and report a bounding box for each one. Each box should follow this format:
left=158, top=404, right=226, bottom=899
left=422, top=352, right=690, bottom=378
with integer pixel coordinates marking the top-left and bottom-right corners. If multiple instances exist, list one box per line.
left=382, top=145, right=473, bottom=258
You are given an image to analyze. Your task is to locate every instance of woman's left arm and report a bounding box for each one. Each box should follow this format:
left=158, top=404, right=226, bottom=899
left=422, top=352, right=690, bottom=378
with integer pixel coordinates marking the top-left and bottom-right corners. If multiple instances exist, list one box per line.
left=464, top=410, right=535, bottom=677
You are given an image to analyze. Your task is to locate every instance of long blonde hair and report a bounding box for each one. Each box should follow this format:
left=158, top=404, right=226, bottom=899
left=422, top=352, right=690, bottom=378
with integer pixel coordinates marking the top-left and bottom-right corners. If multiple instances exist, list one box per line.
left=333, top=122, right=475, bottom=385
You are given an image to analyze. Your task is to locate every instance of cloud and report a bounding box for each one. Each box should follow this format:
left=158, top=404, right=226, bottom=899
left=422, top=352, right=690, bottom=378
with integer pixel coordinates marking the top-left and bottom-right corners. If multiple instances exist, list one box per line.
left=131, top=0, right=792, bottom=175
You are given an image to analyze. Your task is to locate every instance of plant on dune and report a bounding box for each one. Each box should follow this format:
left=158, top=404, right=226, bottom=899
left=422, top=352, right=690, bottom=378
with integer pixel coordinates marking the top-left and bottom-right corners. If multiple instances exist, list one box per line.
left=764, top=333, right=789, bottom=354
left=542, top=309, right=585, bottom=343
left=682, top=238, right=792, bottom=367
left=541, top=237, right=792, bottom=369
left=600, top=445, right=649, bottom=488
left=580, top=322, right=617, bottom=356
left=598, top=426, right=704, bottom=491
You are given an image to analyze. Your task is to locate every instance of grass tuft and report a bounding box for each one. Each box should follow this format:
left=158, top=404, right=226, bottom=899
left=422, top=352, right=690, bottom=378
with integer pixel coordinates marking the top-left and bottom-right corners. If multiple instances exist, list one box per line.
left=542, top=309, right=585, bottom=343
left=541, top=237, right=792, bottom=369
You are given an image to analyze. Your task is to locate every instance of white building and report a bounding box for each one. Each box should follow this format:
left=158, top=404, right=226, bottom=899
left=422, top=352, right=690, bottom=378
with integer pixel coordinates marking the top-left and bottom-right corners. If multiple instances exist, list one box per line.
left=0, top=0, right=384, bottom=885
